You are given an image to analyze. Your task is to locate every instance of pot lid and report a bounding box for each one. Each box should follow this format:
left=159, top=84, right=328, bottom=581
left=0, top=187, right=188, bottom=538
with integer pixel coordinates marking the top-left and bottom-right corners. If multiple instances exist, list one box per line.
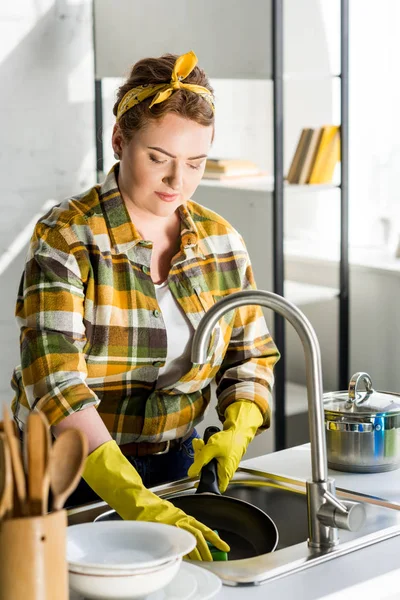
left=323, top=372, right=400, bottom=416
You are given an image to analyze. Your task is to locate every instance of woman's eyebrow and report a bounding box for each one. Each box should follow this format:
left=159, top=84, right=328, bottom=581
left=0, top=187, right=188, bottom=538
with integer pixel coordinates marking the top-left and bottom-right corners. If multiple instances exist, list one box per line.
left=147, top=146, right=207, bottom=160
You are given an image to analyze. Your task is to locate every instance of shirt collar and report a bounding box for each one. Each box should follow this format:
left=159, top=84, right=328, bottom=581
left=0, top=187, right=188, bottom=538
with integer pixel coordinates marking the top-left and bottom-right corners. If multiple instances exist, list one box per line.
left=99, top=164, right=142, bottom=253
left=99, top=163, right=204, bottom=258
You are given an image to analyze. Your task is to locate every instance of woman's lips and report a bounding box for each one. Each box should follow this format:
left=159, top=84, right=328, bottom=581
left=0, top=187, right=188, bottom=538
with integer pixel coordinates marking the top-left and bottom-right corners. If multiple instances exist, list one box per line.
left=155, top=191, right=179, bottom=203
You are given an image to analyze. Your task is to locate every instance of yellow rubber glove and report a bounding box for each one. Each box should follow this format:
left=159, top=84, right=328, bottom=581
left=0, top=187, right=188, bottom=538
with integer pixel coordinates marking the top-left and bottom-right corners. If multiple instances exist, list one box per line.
left=83, top=440, right=230, bottom=561
left=188, top=401, right=264, bottom=493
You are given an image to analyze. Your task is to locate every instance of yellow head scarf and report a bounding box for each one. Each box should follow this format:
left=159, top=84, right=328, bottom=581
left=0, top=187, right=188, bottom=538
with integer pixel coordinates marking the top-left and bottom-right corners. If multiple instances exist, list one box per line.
left=116, top=50, right=214, bottom=121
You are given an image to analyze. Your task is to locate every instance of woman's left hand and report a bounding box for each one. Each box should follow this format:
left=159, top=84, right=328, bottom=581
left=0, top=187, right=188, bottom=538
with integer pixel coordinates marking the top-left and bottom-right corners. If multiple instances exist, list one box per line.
left=187, top=401, right=264, bottom=492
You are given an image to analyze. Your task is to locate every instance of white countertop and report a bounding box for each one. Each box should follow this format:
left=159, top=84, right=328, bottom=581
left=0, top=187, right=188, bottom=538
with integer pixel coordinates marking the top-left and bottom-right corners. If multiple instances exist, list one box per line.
left=215, top=445, right=400, bottom=600
left=242, top=443, right=400, bottom=505
left=69, top=444, right=400, bottom=600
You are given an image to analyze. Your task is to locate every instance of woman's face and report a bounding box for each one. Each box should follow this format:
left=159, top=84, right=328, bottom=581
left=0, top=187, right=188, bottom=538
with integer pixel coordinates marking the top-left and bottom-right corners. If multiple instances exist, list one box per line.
left=113, top=113, right=213, bottom=218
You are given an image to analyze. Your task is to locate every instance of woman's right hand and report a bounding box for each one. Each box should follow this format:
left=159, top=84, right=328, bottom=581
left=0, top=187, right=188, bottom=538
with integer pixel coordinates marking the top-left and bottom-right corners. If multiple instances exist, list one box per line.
left=82, top=438, right=230, bottom=561
left=135, top=494, right=229, bottom=561
left=136, top=494, right=229, bottom=561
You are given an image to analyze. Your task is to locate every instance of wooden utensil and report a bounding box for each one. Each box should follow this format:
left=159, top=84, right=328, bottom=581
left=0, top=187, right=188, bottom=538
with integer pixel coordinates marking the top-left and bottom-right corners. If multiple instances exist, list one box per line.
left=2, top=405, right=27, bottom=517
left=49, top=429, right=88, bottom=511
left=24, top=412, right=51, bottom=516
left=0, top=433, right=13, bottom=520
left=38, top=411, right=52, bottom=514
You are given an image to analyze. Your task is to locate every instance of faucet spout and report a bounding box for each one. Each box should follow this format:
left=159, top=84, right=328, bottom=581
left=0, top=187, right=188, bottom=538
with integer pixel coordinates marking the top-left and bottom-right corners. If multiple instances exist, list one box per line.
left=191, top=289, right=365, bottom=548
left=191, top=289, right=328, bottom=482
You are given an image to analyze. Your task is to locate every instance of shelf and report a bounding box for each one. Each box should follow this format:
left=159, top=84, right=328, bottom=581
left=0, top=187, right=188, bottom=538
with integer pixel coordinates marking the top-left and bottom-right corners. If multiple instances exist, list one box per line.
left=286, top=239, right=400, bottom=277
left=199, top=177, right=339, bottom=194
left=283, top=72, right=341, bottom=81
left=284, top=280, right=339, bottom=306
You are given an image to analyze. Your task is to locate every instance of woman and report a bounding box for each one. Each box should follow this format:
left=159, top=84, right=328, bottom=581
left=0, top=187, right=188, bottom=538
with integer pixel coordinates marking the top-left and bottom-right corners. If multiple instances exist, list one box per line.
left=11, top=51, right=280, bottom=561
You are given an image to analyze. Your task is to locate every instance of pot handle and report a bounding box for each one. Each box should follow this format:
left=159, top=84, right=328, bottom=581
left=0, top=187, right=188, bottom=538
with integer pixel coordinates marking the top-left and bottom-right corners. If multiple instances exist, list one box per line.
left=196, top=426, right=221, bottom=496
left=348, top=372, right=374, bottom=403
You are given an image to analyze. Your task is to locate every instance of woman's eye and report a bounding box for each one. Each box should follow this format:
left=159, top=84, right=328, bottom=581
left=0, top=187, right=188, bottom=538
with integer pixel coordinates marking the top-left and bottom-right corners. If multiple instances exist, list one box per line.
left=188, top=164, right=201, bottom=170
left=150, top=155, right=165, bottom=164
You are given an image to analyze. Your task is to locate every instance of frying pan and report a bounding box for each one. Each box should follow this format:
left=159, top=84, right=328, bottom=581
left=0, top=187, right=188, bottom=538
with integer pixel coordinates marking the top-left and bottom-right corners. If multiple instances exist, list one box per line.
left=165, top=426, right=278, bottom=560
left=96, top=426, right=278, bottom=560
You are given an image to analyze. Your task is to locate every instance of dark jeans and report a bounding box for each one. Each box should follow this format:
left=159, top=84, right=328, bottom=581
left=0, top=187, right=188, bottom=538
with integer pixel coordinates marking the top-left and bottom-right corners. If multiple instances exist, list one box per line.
left=66, top=429, right=200, bottom=509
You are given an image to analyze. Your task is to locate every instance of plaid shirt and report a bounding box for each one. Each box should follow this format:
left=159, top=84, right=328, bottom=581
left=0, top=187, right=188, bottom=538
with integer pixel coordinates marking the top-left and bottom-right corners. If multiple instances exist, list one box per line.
left=11, top=165, right=280, bottom=444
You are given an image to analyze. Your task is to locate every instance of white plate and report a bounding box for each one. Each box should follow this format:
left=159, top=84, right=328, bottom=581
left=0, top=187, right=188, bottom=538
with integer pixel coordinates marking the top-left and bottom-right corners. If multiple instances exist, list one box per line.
left=69, top=561, right=222, bottom=600
left=67, top=522, right=196, bottom=572
left=69, top=558, right=181, bottom=599
left=69, top=555, right=177, bottom=577
left=145, top=562, right=222, bottom=600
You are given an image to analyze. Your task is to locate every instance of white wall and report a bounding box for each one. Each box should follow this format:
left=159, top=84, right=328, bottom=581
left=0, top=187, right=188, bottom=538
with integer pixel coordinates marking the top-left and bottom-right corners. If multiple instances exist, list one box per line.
left=349, top=0, right=400, bottom=248
left=0, top=0, right=95, bottom=409
left=286, top=255, right=400, bottom=396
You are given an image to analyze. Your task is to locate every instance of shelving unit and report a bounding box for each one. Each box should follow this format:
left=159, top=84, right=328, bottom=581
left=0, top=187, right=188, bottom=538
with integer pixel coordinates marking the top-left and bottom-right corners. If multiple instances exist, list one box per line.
left=92, top=0, right=349, bottom=452
left=198, top=178, right=341, bottom=308
left=199, top=177, right=339, bottom=193
left=270, top=0, right=349, bottom=450
left=285, top=281, right=339, bottom=306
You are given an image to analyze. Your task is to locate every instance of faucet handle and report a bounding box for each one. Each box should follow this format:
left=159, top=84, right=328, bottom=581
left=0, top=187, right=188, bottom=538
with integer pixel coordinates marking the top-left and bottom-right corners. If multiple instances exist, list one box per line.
left=318, top=493, right=366, bottom=532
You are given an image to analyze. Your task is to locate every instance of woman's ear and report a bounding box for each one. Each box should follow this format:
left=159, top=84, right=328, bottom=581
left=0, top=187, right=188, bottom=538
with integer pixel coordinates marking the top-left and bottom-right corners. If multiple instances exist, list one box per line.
left=112, top=123, right=123, bottom=158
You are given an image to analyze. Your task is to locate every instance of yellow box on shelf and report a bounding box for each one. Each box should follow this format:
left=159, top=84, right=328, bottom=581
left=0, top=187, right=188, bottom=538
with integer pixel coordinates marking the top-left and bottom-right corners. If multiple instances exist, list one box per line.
left=308, top=125, right=340, bottom=184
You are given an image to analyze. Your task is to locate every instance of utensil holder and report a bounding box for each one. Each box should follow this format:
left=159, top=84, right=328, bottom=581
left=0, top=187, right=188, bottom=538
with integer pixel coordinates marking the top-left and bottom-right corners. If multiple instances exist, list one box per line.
left=0, top=510, right=68, bottom=600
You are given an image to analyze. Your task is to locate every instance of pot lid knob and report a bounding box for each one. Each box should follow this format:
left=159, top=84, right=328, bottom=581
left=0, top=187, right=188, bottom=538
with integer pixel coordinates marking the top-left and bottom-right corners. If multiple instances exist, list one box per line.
left=348, top=372, right=373, bottom=403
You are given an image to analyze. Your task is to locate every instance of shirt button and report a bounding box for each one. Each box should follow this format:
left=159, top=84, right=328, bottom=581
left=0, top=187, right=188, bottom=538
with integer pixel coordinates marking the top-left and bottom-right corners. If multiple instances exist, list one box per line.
left=153, top=361, right=163, bottom=367
left=141, top=265, right=150, bottom=274
left=153, top=309, right=160, bottom=318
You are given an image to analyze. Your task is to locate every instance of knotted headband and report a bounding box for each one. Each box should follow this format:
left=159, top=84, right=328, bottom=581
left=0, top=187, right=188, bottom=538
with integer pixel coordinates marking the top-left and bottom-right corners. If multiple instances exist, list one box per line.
left=116, top=50, right=215, bottom=121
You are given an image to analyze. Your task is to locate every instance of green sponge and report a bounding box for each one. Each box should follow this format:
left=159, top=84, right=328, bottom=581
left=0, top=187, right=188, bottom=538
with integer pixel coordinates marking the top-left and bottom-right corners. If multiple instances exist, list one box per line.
left=207, top=530, right=229, bottom=561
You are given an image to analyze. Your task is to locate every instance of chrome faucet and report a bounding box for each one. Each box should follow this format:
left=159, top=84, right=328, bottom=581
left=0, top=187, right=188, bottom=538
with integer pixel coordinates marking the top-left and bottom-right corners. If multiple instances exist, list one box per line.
left=191, top=290, right=365, bottom=549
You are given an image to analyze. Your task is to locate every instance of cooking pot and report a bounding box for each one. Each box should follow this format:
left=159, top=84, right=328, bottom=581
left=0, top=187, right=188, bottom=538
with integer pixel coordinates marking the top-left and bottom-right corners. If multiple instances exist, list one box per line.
left=323, top=372, right=400, bottom=473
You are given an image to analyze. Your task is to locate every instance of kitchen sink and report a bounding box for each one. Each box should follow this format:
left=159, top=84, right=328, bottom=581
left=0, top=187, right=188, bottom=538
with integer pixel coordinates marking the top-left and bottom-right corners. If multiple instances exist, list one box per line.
left=223, top=482, right=308, bottom=550
left=67, top=468, right=400, bottom=586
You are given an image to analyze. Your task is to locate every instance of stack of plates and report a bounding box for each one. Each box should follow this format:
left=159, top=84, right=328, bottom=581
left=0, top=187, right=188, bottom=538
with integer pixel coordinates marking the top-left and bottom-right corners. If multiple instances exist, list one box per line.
left=67, top=521, right=201, bottom=600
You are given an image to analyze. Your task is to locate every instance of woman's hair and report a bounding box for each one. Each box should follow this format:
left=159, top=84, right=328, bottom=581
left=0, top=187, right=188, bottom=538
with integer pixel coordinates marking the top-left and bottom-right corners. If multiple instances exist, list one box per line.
left=113, top=53, right=215, bottom=142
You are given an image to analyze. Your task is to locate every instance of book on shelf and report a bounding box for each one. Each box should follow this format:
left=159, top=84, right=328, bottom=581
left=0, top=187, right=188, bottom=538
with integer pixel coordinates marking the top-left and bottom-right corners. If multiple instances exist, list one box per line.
left=297, top=128, right=323, bottom=184
left=286, top=128, right=313, bottom=184
left=203, top=158, right=263, bottom=179
left=286, top=125, right=341, bottom=184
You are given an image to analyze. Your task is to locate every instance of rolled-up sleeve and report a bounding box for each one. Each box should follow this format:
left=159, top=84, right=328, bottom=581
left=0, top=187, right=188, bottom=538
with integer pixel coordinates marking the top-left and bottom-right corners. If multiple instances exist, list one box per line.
left=215, top=256, right=280, bottom=430
left=16, top=223, right=99, bottom=426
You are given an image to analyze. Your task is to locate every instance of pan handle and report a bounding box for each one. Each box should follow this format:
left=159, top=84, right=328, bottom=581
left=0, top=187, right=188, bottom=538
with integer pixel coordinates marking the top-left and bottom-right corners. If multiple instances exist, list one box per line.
left=203, top=426, right=220, bottom=444
left=196, top=427, right=221, bottom=496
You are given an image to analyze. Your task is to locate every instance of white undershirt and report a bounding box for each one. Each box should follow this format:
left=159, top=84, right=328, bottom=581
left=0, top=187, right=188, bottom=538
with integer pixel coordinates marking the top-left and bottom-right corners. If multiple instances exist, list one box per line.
left=154, top=280, right=194, bottom=389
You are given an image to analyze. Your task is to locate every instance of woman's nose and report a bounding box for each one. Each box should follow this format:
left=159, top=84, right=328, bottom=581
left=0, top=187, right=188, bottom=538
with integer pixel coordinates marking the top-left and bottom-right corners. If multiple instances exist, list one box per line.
left=163, top=163, right=183, bottom=190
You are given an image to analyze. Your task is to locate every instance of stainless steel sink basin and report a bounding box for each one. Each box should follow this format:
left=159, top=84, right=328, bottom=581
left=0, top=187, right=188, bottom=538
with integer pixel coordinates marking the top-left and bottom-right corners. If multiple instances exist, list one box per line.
left=223, top=482, right=308, bottom=550
left=67, top=468, right=400, bottom=586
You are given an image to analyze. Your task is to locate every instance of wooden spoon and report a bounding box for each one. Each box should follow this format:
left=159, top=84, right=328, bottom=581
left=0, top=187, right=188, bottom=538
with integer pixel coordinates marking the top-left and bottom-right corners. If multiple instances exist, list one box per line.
left=38, top=411, right=52, bottom=514
left=24, top=411, right=51, bottom=516
left=0, top=433, right=13, bottom=520
left=50, top=429, right=88, bottom=511
left=2, top=405, right=27, bottom=516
